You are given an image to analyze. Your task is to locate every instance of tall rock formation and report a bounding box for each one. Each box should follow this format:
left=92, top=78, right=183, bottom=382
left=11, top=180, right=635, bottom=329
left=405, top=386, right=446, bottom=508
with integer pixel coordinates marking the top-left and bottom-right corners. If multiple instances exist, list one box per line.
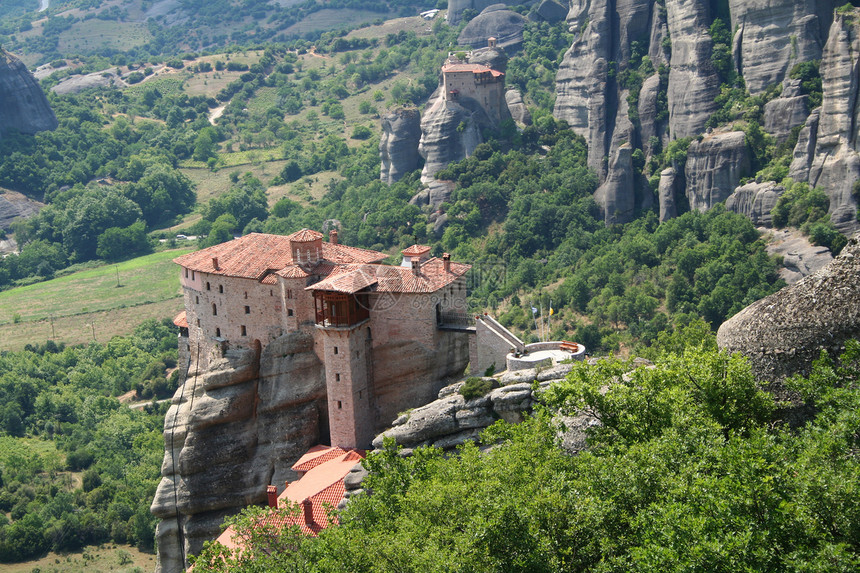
left=664, top=0, right=721, bottom=140
left=684, top=130, right=750, bottom=211
left=379, top=108, right=422, bottom=184
left=789, top=9, right=860, bottom=235
left=151, top=333, right=328, bottom=572
left=0, top=49, right=58, bottom=139
left=728, top=0, right=833, bottom=96
left=458, top=5, right=526, bottom=51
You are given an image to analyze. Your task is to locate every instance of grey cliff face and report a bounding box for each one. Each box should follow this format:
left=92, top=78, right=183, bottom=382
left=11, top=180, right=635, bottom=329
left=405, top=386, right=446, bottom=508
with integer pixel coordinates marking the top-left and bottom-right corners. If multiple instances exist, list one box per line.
left=763, top=79, right=810, bottom=144
left=664, top=0, right=721, bottom=139
left=728, top=0, right=832, bottom=96
left=505, top=88, right=532, bottom=126
left=595, top=144, right=636, bottom=224
left=725, top=181, right=783, bottom=227
left=0, top=50, right=58, bottom=139
left=151, top=332, right=327, bottom=572
left=684, top=130, right=749, bottom=212
left=717, top=231, right=860, bottom=382
left=658, top=167, right=681, bottom=222
left=380, top=108, right=422, bottom=185
left=0, top=189, right=43, bottom=232
left=418, top=97, right=484, bottom=184
left=447, top=0, right=507, bottom=26
left=789, top=10, right=860, bottom=235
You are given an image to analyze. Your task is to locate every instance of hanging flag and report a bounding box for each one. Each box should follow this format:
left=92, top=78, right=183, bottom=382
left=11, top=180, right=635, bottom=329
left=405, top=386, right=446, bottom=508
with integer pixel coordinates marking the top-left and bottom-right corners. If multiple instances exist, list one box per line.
left=531, top=307, right=538, bottom=315
left=549, top=306, right=554, bottom=316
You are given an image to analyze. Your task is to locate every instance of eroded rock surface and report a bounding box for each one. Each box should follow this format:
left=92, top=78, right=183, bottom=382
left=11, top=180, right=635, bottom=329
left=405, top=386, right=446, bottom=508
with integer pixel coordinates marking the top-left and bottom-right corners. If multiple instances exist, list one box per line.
left=725, top=181, right=783, bottom=227
left=728, top=0, right=832, bottom=96
left=380, top=108, right=422, bottom=184
left=0, top=49, right=57, bottom=138
left=151, top=332, right=327, bottom=572
left=458, top=5, right=526, bottom=50
left=765, top=227, right=833, bottom=284
left=788, top=10, right=860, bottom=235
left=595, top=144, right=636, bottom=225
left=0, top=189, right=44, bottom=232
left=685, top=131, right=749, bottom=211
left=717, top=231, right=860, bottom=382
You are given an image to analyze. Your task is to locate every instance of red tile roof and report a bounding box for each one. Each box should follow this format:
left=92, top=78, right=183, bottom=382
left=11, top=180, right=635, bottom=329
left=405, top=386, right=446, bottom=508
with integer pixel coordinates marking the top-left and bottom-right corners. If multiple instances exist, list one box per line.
left=401, top=244, right=431, bottom=256
left=288, top=229, right=323, bottom=242
left=214, top=446, right=366, bottom=550
left=309, top=258, right=470, bottom=294
left=173, top=232, right=386, bottom=280
left=173, top=311, right=188, bottom=328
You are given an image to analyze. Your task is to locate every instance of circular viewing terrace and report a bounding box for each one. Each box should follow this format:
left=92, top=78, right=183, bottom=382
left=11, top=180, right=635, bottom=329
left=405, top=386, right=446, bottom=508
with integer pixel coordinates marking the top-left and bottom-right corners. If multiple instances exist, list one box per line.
left=506, top=341, right=587, bottom=372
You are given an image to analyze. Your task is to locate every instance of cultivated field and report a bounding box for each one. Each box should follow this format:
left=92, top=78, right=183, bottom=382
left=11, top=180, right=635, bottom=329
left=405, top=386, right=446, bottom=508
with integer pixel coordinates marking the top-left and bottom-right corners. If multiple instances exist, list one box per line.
left=2, top=544, right=157, bottom=573
left=0, top=249, right=191, bottom=351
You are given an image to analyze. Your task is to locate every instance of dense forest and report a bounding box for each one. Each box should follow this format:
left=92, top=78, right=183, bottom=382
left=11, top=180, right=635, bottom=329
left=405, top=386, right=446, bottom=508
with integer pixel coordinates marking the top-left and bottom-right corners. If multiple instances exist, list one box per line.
left=0, top=319, right=178, bottom=561
left=191, top=335, right=860, bottom=572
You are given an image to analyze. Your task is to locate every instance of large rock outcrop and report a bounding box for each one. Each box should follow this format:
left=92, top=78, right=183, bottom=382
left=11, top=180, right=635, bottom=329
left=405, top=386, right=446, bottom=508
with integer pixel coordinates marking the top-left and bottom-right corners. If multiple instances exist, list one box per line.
left=725, top=181, right=783, bottom=227
left=685, top=130, right=750, bottom=211
left=717, top=231, right=860, bottom=382
left=0, top=49, right=57, bottom=139
left=458, top=5, right=526, bottom=51
left=765, top=228, right=833, bottom=284
left=151, top=332, right=327, bottom=572
left=418, top=97, right=484, bottom=183
left=0, top=189, right=44, bottom=232
left=380, top=108, right=422, bottom=184
left=664, top=0, right=721, bottom=139
left=788, top=9, right=860, bottom=235
left=595, top=143, right=636, bottom=224
left=728, top=0, right=833, bottom=96
left=763, top=79, right=810, bottom=143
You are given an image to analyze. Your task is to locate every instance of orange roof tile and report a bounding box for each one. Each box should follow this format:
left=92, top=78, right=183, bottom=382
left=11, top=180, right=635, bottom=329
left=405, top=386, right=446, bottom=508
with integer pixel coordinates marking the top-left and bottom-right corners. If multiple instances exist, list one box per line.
left=308, top=258, right=470, bottom=295
left=291, top=445, right=351, bottom=472
left=287, top=229, right=323, bottom=242
left=173, top=232, right=386, bottom=280
left=173, top=311, right=188, bottom=328
left=214, top=447, right=366, bottom=551
left=401, top=244, right=431, bottom=256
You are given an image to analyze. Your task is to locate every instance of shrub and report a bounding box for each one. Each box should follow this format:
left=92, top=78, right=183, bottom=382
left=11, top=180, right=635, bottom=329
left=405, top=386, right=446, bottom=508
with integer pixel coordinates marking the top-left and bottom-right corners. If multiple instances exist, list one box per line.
left=459, top=377, right=494, bottom=400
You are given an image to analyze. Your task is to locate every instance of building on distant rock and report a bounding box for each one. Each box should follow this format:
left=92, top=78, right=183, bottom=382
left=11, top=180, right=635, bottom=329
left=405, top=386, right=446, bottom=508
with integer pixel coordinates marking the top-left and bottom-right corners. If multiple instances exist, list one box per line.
left=172, top=229, right=472, bottom=449
left=441, top=52, right=507, bottom=126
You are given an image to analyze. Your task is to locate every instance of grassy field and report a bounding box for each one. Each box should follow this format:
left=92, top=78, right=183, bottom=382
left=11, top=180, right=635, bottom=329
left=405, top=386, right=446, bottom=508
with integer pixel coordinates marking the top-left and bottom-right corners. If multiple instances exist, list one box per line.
left=283, top=9, right=390, bottom=36
left=2, top=544, right=157, bottom=573
left=57, top=19, right=152, bottom=54
left=0, top=249, right=191, bottom=351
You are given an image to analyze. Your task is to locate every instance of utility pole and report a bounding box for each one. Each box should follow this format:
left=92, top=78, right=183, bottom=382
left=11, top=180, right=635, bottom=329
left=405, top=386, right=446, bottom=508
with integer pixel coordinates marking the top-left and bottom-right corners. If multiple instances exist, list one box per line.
left=115, top=265, right=121, bottom=287
left=90, top=322, right=96, bottom=341
left=50, top=313, right=55, bottom=339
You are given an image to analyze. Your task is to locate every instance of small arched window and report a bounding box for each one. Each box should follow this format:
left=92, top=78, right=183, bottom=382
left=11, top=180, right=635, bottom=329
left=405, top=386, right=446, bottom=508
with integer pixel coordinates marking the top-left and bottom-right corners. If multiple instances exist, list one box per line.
left=212, top=303, right=217, bottom=316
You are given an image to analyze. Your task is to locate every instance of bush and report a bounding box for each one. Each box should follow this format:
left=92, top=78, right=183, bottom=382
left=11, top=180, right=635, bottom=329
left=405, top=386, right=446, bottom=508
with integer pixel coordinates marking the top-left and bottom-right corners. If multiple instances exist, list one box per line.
left=459, top=377, right=494, bottom=400
left=351, top=125, right=373, bottom=140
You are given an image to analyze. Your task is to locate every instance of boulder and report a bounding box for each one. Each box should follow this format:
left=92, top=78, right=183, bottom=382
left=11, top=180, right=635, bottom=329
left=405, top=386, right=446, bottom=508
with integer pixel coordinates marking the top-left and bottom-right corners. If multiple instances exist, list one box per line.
left=0, top=49, right=58, bottom=138
left=468, top=44, right=509, bottom=73
left=458, top=5, right=526, bottom=51
left=725, top=181, right=784, bottom=227
left=685, top=131, right=750, bottom=212
left=717, top=231, right=860, bottom=383
left=380, top=108, right=422, bottom=185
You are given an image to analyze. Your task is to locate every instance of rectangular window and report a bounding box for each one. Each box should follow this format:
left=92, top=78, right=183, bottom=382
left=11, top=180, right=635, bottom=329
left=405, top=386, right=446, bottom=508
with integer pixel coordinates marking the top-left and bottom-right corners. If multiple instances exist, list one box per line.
left=244, top=291, right=248, bottom=299
left=241, top=325, right=247, bottom=336
left=287, top=309, right=294, bottom=316
left=192, top=271, right=195, bottom=280
left=195, top=296, right=199, bottom=304
left=245, top=306, right=250, bottom=314
left=206, top=282, right=211, bottom=291
left=219, top=285, right=224, bottom=293
left=333, top=347, right=338, bottom=355
left=185, top=269, right=189, bottom=278
left=335, top=373, right=340, bottom=381
left=337, top=400, right=342, bottom=409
